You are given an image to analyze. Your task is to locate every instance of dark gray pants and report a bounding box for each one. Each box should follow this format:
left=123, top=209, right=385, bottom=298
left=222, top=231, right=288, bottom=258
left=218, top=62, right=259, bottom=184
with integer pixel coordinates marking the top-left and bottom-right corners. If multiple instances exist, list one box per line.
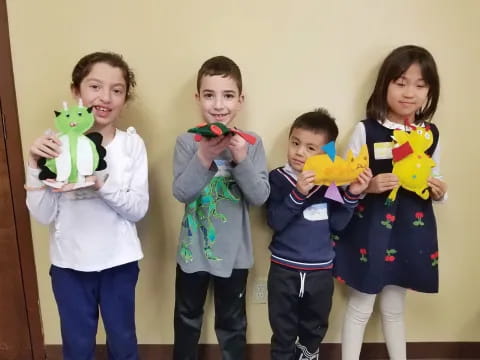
left=173, top=265, right=248, bottom=360
left=268, top=263, right=333, bottom=360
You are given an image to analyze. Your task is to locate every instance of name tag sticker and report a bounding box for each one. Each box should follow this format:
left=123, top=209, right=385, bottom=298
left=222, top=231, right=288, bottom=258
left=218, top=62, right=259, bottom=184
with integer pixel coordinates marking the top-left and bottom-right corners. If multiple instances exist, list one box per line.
left=214, top=159, right=232, bottom=176
left=374, top=142, right=393, bottom=160
left=303, top=203, right=328, bottom=221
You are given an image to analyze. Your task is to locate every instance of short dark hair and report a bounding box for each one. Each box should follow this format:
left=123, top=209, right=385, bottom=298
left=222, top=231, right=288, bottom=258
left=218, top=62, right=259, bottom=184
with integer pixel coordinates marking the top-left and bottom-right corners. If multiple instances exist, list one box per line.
left=196, top=56, right=242, bottom=94
left=71, top=52, right=136, bottom=101
left=366, top=45, right=440, bottom=123
left=289, top=108, right=338, bottom=142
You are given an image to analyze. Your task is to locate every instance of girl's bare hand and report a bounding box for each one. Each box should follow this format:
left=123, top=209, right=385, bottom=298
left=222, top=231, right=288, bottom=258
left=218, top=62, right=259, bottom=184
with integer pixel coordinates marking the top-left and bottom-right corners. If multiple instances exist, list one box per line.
left=428, top=177, right=447, bottom=201
left=366, top=173, right=398, bottom=193
left=28, top=132, right=62, bottom=168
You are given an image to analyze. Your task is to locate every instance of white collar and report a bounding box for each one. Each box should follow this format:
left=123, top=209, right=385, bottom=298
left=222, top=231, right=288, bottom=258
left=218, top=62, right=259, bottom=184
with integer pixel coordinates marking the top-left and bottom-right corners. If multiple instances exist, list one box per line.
left=380, top=118, right=426, bottom=130
left=283, top=163, right=299, bottom=180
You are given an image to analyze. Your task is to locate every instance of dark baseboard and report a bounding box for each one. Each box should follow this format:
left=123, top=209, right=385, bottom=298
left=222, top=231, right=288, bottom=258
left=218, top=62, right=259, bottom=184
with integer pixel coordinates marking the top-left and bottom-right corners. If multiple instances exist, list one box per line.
left=45, top=342, right=480, bottom=359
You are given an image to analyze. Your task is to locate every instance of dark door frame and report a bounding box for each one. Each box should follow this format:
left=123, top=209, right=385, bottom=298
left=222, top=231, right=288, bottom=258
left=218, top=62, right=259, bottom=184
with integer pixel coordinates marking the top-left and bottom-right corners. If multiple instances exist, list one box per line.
left=0, top=0, right=45, bottom=358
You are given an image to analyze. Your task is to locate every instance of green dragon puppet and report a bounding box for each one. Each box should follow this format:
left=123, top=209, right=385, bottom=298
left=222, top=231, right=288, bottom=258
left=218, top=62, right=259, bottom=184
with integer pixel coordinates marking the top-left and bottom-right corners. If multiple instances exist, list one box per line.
left=38, top=100, right=106, bottom=189
left=188, top=122, right=256, bottom=144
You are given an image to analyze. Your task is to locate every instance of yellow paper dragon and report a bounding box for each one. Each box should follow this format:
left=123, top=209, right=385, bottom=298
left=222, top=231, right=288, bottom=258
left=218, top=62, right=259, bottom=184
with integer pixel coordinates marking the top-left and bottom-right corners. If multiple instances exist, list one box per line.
left=386, top=124, right=436, bottom=204
left=303, top=143, right=369, bottom=186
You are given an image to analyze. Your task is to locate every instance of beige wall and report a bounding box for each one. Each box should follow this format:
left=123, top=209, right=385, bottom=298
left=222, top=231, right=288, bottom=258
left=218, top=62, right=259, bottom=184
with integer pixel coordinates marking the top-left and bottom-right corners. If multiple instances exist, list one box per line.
left=6, top=0, right=480, bottom=345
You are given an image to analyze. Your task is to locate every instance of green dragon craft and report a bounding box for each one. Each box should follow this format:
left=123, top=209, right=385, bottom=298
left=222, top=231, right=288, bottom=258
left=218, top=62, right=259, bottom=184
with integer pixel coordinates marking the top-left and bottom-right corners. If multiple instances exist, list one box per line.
left=38, top=101, right=106, bottom=188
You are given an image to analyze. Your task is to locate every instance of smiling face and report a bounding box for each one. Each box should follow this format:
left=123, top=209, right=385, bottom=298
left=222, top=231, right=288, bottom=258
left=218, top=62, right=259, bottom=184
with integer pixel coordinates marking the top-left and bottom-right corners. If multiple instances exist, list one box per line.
left=72, top=62, right=127, bottom=130
left=195, top=75, right=244, bottom=126
left=287, top=128, right=328, bottom=172
left=387, top=63, right=429, bottom=124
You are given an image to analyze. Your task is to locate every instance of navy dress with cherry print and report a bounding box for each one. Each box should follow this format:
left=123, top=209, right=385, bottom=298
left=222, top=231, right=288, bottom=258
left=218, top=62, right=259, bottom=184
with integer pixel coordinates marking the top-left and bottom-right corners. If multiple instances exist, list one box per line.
left=333, top=118, right=440, bottom=294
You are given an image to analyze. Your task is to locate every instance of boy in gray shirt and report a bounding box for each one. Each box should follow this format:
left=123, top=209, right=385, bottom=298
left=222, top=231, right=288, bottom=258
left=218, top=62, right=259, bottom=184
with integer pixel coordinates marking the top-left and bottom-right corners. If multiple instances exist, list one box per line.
left=172, top=56, right=270, bottom=359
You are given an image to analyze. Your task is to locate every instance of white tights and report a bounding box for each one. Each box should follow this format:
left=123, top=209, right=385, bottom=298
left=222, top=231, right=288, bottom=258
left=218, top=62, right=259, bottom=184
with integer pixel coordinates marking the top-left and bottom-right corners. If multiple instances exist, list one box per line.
left=341, top=285, right=407, bottom=360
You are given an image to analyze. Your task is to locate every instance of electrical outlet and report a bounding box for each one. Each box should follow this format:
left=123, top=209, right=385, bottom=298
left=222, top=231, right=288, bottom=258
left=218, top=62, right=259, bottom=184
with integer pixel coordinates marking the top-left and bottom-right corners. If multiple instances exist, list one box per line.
left=252, top=278, right=268, bottom=304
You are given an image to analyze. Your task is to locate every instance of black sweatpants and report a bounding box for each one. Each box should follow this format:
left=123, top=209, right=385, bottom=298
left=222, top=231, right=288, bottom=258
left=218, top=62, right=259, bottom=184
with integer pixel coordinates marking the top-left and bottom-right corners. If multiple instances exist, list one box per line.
left=268, top=262, right=333, bottom=360
left=173, top=265, right=248, bottom=360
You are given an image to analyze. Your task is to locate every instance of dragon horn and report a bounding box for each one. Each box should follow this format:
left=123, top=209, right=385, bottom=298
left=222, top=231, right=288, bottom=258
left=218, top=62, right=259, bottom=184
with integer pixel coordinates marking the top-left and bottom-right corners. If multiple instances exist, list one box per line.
left=62, top=101, right=68, bottom=110
left=78, top=98, right=84, bottom=107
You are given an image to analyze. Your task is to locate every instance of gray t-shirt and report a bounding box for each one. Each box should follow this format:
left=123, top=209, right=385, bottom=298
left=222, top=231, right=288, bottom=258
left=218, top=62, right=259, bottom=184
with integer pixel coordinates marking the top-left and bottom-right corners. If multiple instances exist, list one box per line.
left=172, top=132, right=270, bottom=277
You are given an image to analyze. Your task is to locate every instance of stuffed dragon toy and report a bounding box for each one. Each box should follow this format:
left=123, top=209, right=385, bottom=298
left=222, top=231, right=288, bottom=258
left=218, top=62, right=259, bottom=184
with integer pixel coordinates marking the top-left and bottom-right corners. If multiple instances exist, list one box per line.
left=38, top=100, right=106, bottom=189
left=187, top=122, right=256, bottom=144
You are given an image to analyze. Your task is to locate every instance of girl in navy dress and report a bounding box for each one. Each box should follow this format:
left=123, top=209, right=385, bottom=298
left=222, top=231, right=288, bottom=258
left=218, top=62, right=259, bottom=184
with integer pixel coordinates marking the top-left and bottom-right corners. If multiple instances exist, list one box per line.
left=333, top=45, right=448, bottom=360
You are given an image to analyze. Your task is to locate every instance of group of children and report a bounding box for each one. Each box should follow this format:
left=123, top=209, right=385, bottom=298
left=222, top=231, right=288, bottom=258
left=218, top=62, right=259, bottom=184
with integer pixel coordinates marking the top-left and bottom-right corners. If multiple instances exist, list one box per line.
left=25, top=45, right=447, bottom=360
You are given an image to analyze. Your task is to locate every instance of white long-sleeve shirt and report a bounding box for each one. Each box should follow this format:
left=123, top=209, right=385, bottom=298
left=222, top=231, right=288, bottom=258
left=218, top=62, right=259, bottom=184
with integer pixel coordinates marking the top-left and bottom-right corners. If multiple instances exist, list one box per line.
left=26, top=128, right=149, bottom=271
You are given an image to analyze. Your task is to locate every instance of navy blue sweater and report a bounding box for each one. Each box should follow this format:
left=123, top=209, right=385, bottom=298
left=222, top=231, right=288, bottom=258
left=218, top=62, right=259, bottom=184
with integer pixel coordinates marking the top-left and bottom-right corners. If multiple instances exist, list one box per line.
left=267, top=166, right=359, bottom=270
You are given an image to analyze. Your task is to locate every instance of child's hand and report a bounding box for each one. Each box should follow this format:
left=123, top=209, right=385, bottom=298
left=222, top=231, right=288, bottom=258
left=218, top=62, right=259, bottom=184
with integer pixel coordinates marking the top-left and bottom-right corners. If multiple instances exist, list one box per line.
left=366, top=173, right=398, bottom=194
left=49, top=176, right=98, bottom=193
left=197, top=136, right=231, bottom=168
left=28, top=131, right=62, bottom=168
left=296, top=170, right=316, bottom=196
left=348, top=168, right=373, bottom=195
left=428, top=177, right=447, bottom=201
left=50, top=182, right=77, bottom=193
left=93, top=171, right=108, bottom=191
left=228, top=134, right=248, bottom=164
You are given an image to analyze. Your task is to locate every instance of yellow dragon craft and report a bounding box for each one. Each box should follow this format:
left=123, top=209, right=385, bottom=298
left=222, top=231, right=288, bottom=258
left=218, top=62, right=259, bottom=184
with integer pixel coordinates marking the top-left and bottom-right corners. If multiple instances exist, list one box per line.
left=303, top=141, right=369, bottom=203
left=303, top=142, right=369, bottom=186
left=386, top=123, right=436, bottom=204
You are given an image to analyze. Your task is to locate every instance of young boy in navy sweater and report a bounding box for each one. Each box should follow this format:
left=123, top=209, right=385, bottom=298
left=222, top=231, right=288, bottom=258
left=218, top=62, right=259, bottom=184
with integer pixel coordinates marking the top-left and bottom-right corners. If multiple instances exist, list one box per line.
left=266, top=109, right=372, bottom=360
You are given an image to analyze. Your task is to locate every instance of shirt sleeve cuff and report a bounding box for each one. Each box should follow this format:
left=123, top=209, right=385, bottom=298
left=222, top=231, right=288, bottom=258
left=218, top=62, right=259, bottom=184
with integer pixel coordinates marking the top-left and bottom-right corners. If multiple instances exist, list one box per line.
left=26, top=167, right=46, bottom=187
left=96, top=172, right=117, bottom=195
left=344, top=187, right=361, bottom=201
left=289, top=189, right=307, bottom=204
left=433, top=192, right=448, bottom=203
